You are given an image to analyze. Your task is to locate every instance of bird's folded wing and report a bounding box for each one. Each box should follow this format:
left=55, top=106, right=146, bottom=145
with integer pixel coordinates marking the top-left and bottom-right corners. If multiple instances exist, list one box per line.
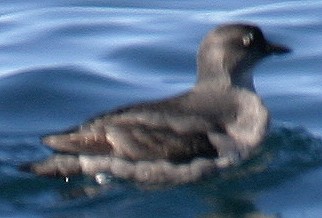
left=42, top=110, right=219, bottom=162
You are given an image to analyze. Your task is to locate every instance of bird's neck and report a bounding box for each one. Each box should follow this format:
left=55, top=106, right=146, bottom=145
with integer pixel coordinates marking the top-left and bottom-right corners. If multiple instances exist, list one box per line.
left=230, top=67, right=255, bottom=92
left=196, top=60, right=256, bottom=92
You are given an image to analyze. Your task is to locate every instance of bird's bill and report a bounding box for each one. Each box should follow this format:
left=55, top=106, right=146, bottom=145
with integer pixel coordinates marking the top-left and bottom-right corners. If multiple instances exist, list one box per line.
left=265, top=41, right=291, bottom=55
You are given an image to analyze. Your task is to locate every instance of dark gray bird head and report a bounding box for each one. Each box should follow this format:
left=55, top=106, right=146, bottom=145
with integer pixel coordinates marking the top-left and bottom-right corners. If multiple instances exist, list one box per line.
left=197, top=23, right=291, bottom=91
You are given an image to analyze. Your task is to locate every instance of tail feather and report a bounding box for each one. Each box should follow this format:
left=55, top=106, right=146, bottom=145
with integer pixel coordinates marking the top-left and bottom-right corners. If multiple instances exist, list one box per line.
left=42, top=131, right=112, bottom=154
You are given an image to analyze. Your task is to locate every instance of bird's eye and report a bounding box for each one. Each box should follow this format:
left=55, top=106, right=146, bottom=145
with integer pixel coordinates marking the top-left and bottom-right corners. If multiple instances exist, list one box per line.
left=242, top=32, right=254, bottom=47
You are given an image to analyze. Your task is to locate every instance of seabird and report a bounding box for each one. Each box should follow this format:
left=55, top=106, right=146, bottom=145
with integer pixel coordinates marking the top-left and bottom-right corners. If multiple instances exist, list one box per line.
left=27, top=23, right=291, bottom=184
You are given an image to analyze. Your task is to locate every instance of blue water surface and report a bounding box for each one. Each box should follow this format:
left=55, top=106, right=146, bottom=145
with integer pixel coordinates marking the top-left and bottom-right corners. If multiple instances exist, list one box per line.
left=1, top=1, right=322, bottom=217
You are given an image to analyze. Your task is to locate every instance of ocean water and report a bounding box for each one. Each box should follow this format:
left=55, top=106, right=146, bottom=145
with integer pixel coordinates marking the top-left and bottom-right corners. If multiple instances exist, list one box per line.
left=1, top=1, right=322, bottom=217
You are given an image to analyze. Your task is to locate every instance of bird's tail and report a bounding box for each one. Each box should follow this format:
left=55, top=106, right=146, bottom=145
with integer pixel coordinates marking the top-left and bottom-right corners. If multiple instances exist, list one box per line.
left=42, top=131, right=111, bottom=154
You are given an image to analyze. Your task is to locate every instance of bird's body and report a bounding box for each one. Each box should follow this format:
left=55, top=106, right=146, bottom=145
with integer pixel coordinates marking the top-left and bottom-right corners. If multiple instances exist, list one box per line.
left=28, top=23, right=290, bottom=184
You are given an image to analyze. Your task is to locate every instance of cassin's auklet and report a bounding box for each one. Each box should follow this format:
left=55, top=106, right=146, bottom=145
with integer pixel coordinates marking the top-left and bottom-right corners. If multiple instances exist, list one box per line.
left=27, top=23, right=291, bottom=185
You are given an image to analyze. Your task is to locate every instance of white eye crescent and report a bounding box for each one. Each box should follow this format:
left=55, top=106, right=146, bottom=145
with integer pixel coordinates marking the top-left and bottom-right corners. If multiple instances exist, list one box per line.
left=242, top=32, right=254, bottom=47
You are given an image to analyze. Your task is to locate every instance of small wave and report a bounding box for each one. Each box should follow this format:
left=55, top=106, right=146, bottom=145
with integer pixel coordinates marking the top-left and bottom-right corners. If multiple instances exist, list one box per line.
left=209, top=124, right=322, bottom=191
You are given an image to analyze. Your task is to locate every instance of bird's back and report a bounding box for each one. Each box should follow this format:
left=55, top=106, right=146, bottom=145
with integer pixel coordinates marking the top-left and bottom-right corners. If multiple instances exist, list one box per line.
left=42, top=84, right=267, bottom=163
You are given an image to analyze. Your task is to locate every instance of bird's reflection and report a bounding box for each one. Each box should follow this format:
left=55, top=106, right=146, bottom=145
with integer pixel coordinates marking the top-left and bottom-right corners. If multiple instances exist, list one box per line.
left=41, top=126, right=322, bottom=218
